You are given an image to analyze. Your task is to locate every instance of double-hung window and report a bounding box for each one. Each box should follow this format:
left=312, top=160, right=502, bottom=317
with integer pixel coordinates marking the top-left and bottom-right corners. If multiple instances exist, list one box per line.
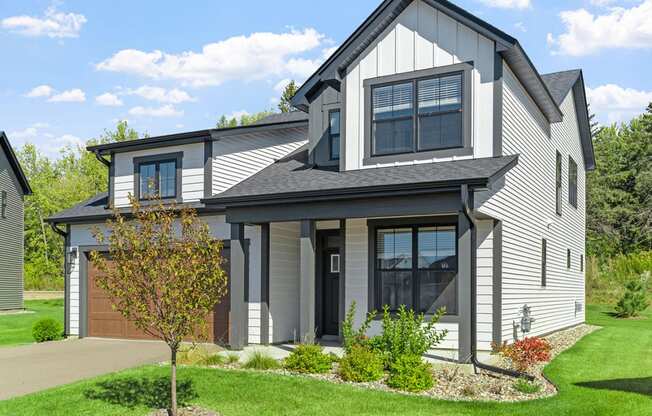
left=1, top=190, right=7, bottom=218
left=375, top=225, right=457, bottom=315
left=568, top=157, right=578, bottom=208
left=329, top=110, right=341, bottom=161
left=556, top=151, right=563, bottom=215
left=135, top=153, right=181, bottom=201
left=370, top=67, right=467, bottom=158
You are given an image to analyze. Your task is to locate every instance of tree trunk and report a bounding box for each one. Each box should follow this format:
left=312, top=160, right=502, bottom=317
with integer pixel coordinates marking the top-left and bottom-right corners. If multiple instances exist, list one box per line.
left=170, top=347, right=177, bottom=416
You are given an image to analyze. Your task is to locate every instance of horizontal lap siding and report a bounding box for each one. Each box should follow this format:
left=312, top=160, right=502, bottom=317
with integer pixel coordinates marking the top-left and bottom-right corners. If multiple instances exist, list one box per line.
left=344, top=0, right=495, bottom=171
left=269, top=222, right=300, bottom=343
left=0, top=150, right=24, bottom=310
left=477, top=64, right=585, bottom=344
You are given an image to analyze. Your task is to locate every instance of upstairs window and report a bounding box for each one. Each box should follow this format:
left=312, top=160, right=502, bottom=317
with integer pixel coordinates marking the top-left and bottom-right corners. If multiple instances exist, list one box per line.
left=569, top=157, right=578, bottom=208
left=134, top=153, right=182, bottom=201
left=541, top=239, right=547, bottom=287
left=567, top=249, right=572, bottom=269
left=1, top=191, right=6, bottom=218
left=369, top=68, right=467, bottom=158
left=556, top=151, right=563, bottom=215
left=329, top=110, right=341, bottom=161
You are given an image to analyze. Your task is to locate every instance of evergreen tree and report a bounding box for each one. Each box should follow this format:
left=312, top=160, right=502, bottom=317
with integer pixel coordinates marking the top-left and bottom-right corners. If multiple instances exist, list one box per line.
left=278, top=80, right=298, bottom=113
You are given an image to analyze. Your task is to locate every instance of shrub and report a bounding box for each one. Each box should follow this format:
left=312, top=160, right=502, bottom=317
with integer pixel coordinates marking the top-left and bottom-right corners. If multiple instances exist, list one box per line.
left=177, top=345, right=222, bottom=366
left=386, top=354, right=434, bottom=392
left=32, top=318, right=63, bottom=342
left=243, top=351, right=280, bottom=370
left=499, top=337, right=552, bottom=372
left=341, top=301, right=376, bottom=353
left=371, top=305, right=448, bottom=367
left=283, top=344, right=334, bottom=374
left=615, top=278, right=650, bottom=318
left=338, top=345, right=385, bottom=382
left=198, top=354, right=225, bottom=366
left=225, top=353, right=240, bottom=365
left=513, top=378, right=542, bottom=394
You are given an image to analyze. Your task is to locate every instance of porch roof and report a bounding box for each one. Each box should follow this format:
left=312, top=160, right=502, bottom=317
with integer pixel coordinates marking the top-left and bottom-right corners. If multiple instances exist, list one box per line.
left=203, top=147, right=519, bottom=207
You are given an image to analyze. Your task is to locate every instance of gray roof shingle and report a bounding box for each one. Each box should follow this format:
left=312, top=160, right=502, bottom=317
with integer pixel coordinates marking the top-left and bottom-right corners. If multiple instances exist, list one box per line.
left=253, top=111, right=309, bottom=125
left=205, top=149, right=519, bottom=204
left=541, top=70, right=581, bottom=105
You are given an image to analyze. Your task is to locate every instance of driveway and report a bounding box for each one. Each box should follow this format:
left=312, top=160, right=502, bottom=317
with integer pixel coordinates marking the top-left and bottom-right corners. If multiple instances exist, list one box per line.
left=0, top=338, right=169, bottom=400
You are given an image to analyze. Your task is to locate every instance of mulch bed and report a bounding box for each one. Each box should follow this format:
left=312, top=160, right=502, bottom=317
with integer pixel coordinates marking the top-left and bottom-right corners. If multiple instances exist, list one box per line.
left=150, top=406, right=221, bottom=416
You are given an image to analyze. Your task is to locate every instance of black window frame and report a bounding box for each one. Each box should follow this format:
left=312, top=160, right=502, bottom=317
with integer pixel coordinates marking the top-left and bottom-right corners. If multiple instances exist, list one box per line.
left=328, top=109, right=341, bottom=161
left=133, top=152, right=183, bottom=202
left=568, top=156, right=578, bottom=208
left=556, top=151, right=563, bottom=216
left=363, top=63, right=473, bottom=166
left=369, top=217, right=459, bottom=318
left=567, top=249, right=571, bottom=269
left=1, top=190, right=6, bottom=218
left=541, top=238, right=547, bottom=287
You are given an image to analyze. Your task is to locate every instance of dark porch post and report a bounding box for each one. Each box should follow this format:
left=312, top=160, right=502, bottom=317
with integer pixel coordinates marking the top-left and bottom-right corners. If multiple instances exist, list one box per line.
left=230, top=223, right=247, bottom=350
left=260, top=223, right=270, bottom=345
left=458, top=212, right=473, bottom=362
left=299, top=219, right=316, bottom=342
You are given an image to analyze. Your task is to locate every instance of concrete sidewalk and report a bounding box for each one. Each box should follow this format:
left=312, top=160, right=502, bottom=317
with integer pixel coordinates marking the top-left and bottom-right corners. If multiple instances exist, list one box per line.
left=0, top=338, right=168, bottom=400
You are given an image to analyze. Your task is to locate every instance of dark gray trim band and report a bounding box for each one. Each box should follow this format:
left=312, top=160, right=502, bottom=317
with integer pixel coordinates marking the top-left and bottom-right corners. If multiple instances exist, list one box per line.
left=340, top=76, right=347, bottom=172
left=204, top=141, right=213, bottom=198
left=260, top=223, right=270, bottom=345
left=64, top=225, right=71, bottom=336
left=493, top=52, right=504, bottom=157
left=229, top=223, right=248, bottom=350
left=457, top=210, right=472, bottom=361
left=133, top=152, right=183, bottom=202
left=338, top=219, right=346, bottom=339
left=492, top=220, right=502, bottom=345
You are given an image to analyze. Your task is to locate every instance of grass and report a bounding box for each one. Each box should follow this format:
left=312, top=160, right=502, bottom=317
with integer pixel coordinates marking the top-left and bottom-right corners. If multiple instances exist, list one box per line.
left=242, top=351, right=280, bottom=370
left=513, top=379, right=541, bottom=394
left=0, top=304, right=650, bottom=415
left=0, top=299, right=64, bottom=347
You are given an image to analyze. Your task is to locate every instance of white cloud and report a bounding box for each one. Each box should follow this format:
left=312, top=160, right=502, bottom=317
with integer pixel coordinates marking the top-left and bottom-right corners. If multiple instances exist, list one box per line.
left=273, top=79, right=293, bottom=94
left=95, top=92, right=123, bottom=107
left=128, top=105, right=183, bottom=118
left=125, top=86, right=195, bottom=103
left=1, top=6, right=86, bottom=38
left=547, top=1, right=652, bottom=56
left=479, top=0, right=531, bottom=9
left=589, top=0, right=617, bottom=6
left=96, top=28, right=325, bottom=87
left=224, top=110, right=250, bottom=120
left=8, top=123, right=49, bottom=140
left=48, top=88, right=86, bottom=103
left=25, top=85, right=54, bottom=98
left=587, top=84, right=652, bottom=123
left=514, top=22, right=527, bottom=33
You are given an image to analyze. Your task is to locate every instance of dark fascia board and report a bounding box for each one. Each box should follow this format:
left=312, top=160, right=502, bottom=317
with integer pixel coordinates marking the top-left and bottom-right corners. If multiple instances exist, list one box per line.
left=46, top=204, right=226, bottom=225
left=291, top=0, right=562, bottom=123
left=87, top=119, right=308, bottom=156
left=572, top=71, right=596, bottom=170
left=0, top=131, right=32, bottom=195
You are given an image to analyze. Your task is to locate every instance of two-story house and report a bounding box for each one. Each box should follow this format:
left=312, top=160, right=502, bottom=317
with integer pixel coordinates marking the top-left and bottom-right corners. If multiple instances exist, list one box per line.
left=48, top=0, right=594, bottom=362
left=0, top=131, right=32, bottom=310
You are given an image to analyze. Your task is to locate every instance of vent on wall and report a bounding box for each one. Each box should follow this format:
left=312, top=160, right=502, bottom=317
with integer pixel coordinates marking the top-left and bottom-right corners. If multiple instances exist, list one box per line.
left=575, top=301, right=583, bottom=316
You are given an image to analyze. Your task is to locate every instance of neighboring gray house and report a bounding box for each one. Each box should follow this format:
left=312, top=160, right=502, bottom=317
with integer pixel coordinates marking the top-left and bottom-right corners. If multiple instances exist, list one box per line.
left=48, top=0, right=594, bottom=362
left=0, top=132, right=32, bottom=310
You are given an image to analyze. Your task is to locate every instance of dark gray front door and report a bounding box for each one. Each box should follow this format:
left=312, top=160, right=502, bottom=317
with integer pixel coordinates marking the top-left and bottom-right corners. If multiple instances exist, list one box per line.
left=322, top=248, right=340, bottom=336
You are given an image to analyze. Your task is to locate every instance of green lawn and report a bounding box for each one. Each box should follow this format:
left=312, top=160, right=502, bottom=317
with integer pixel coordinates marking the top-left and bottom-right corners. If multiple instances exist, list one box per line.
left=0, top=299, right=64, bottom=347
left=0, top=305, right=650, bottom=415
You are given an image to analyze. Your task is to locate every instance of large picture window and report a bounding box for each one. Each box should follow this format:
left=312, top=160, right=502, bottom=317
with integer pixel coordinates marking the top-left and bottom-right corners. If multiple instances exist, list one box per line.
left=371, top=71, right=464, bottom=157
left=375, top=225, right=457, bottom=315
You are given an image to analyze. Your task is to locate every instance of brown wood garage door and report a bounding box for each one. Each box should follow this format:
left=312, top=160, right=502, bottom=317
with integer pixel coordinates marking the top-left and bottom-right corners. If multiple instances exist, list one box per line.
left=87, top=250, right=230, bottom=344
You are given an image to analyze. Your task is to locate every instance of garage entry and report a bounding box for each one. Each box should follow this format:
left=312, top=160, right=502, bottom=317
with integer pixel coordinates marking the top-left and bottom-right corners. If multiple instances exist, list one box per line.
left=85, top=247, right=230, bottom=345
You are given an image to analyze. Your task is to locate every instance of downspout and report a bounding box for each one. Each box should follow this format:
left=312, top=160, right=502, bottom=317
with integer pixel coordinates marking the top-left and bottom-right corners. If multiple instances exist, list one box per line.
left=50, top=223, right=70, bottom=337
left=461, top=184, right=534, bottom=381
left=94, top=151, right=112, bottom=210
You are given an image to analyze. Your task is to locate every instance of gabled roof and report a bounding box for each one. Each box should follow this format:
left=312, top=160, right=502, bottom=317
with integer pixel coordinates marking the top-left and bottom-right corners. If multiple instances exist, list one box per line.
left=203, top=146, right=518, bottom=206
left=292, top=0, right=563, bottom=123
left=0, top=131, right=32, bottom=195
left=541, top=69, right=596, bottom=170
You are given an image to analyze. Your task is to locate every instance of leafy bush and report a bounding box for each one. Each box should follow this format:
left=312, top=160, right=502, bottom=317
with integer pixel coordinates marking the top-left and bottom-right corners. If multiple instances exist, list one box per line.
left=513, top=378, right=542, bottom=394
left=283, top=344, right=334, bottom=374
left=386, top=355, right=434, bottom=392
left=342, top=301, right=376, bottom=353
left=338, top=345, right=385, bottom=382
left=32, top=318, right=63, bottom=342
left=499, top=337, right=552, bottom=372
left=371, top=305, right=447, bottom=367
left=615, top=278, right=650, bottom=318
left=586, top=251, right=652, bottom=304
left=243, top=351, right=280, bottom=370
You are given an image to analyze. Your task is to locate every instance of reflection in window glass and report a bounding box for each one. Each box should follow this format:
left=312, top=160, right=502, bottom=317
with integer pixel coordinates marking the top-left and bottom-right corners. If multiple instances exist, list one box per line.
left=372, top=83, right=414, bottom=155
left=139, top=163, right=156, bottom=199
left=159, top=161, right=176, bottom=198
left=376, top=228, right=412, bottom=270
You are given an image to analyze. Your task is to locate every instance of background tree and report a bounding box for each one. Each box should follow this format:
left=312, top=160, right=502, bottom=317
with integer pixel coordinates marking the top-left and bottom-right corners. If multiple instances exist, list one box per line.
left=278, top=80, right=298, bottom=113
left=90, top=197, right=227, bottom=416
left=215, top=110, right=273, bottom=129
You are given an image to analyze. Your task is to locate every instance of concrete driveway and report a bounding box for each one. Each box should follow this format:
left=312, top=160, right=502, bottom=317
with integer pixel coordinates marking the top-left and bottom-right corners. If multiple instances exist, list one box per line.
left=0, top=338, right=169, bottom=400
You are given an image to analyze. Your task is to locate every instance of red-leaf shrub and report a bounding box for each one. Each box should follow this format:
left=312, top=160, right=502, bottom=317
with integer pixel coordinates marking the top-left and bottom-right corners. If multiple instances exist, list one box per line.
left=500, top=337, right=552, bottom=372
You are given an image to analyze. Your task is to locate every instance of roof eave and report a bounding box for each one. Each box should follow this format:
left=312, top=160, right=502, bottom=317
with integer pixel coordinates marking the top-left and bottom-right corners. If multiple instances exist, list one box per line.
left=0, top=131, right=33, bottom=195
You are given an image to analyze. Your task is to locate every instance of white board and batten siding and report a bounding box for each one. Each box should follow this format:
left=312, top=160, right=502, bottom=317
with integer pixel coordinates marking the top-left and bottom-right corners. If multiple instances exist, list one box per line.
left=113, top=143, right=205, bottom=208
left=344, top=0, right=495, bottom=171
left=476, top=64, right=586, bottom=344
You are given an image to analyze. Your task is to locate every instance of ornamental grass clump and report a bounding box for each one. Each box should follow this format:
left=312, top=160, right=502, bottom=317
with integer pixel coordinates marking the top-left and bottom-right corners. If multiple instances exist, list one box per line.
left=513, top=378, right=542, bottom=394
left=338, top=345, right=385, bottom=382
left=283, top=344, right=334, bottom=374
left=243, top=351, right=280, bottom=370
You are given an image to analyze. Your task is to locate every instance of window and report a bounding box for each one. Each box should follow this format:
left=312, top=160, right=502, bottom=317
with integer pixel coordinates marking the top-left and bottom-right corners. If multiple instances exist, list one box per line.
left=134, top=153, right=182, bottom=201
left=330, top=254, right=340, bottom=273
left=371, top=71, right=464, bottom=157
left=556, top=151, right=563, bottom=215
left=567, top=249, right=572, bottom=269
left=569, top=157, right=578, bottom=208
left=541, top=239, right=547, bottom=287
left=329, top=110, right=341, bottom=161
left=580, top=254, right=584, bottom=272
left=375, top=225, right=457, bottom=315
left=1, top=191, right=6, bottom=218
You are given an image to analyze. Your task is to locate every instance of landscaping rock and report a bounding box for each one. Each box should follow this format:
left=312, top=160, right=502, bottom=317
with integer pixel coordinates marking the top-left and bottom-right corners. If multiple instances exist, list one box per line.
left=150, top=406, right=221, bottom=416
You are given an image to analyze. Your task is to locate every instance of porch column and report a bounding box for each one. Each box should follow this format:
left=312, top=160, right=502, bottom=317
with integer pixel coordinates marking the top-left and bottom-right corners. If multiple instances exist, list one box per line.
left=230, top=223, right=247, bottom=350
left=457, top=212, right=473, bottom=362
left=260, top=223, right=270, bottom=345
left=299, top=219, right=316, bottom=342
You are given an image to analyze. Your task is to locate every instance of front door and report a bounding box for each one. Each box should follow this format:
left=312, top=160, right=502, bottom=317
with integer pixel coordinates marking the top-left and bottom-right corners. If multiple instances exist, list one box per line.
left=322, top=248, right=340, bottom=336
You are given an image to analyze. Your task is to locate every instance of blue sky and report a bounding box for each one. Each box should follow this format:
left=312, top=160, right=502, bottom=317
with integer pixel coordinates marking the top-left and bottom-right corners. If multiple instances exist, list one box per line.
left=1, top=0, right=651, bottom=157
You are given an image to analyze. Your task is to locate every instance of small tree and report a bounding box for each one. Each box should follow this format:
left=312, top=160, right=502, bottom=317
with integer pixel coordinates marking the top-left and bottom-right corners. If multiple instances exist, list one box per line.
left=615, top=277, right=650, bottom=318
left=278, top=80, right=298, bottom=113
left=90, top=196, right=227, bottom=416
